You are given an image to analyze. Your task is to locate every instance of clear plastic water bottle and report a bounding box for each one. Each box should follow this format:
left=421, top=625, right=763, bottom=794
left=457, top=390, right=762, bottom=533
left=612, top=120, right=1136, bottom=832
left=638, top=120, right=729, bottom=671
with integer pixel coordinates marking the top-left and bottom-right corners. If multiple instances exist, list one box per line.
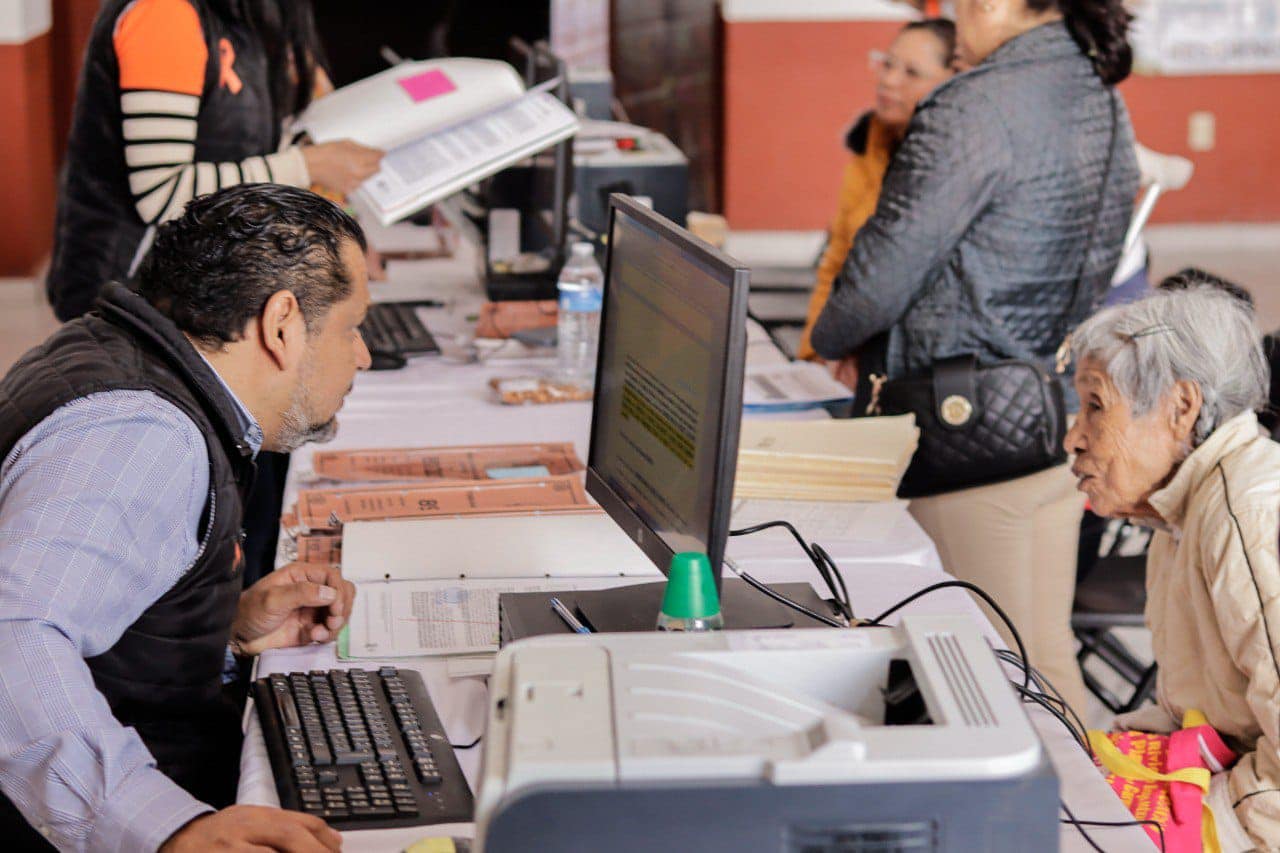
left=556, top=242, right=604, bottom=386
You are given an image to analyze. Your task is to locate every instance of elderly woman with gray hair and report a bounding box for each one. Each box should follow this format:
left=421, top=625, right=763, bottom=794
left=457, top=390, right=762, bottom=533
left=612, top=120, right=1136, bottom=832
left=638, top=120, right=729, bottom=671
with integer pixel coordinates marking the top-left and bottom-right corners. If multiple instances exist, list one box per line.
left=1066, top=286, right=1279, bottom=849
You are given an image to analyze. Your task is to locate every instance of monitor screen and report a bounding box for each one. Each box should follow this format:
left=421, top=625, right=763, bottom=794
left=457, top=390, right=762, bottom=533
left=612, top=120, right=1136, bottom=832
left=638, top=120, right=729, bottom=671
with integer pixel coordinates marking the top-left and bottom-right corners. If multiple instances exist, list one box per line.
left=586, top=196, right=749, bottom=584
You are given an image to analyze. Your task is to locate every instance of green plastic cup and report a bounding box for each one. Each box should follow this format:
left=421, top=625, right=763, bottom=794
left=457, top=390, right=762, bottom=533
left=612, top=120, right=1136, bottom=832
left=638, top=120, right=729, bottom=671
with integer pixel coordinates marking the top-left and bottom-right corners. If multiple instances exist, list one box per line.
left=657, top=552, right=724, bottom=631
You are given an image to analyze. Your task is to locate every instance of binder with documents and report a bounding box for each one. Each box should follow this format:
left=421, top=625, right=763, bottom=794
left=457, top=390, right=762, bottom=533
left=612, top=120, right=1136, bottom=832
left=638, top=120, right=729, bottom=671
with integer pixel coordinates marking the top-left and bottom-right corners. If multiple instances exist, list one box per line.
left=337, top=515, right=662, bottom=659
left=296, top=58, right=579, bottom=225
left=340, top=514, right=662, bottom=583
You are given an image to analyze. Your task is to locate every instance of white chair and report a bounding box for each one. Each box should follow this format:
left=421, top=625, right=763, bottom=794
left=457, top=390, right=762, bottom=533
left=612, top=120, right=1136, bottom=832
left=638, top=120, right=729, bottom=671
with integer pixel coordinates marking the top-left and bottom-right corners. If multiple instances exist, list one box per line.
left=1110, top=144, right=1194, bottom=280
left=1125, top=143, right=1194, bottom=254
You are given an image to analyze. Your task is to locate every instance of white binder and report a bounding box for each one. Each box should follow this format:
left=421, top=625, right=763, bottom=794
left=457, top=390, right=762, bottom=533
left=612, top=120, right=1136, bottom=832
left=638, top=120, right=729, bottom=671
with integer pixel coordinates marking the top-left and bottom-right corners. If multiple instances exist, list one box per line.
left=340, top=514, right=662, bottom=583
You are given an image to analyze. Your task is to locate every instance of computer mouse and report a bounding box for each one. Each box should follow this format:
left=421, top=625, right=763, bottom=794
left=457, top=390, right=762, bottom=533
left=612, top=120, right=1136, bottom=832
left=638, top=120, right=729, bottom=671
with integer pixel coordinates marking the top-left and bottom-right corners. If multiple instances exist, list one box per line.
left=368, top=349, right=407, bottom=371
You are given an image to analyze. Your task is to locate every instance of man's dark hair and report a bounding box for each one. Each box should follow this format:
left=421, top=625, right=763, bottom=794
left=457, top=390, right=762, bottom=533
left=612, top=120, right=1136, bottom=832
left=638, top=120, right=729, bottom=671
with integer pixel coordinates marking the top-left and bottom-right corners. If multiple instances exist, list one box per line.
left=1157, top=267, right=1254, bottom=310
left=136, top=183, right=366, bottom=348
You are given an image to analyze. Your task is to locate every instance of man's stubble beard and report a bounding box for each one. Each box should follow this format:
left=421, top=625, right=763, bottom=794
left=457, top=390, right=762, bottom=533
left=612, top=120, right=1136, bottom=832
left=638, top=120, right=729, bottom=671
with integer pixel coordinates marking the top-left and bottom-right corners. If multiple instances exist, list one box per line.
left=275, top=359, right=339, bottom=452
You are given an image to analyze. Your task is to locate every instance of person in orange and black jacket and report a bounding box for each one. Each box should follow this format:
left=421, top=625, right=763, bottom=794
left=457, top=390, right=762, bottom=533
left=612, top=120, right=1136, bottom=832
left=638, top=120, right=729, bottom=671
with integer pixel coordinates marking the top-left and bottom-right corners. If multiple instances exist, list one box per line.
left=48, top=0, right=384, bottom=323
left=796, top=19, right=957, bottom=371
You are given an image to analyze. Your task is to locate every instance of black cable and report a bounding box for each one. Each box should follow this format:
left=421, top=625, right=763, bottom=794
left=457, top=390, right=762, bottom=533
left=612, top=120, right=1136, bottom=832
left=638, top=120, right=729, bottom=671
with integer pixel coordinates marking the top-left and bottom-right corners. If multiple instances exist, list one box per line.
left=450, top=734, right=482, bottom=750
left=729, top=520, right=852, bottom=621
left=1015, top=684, right=1090, bottom=755
left=866, top=580, right=1032, bottom=690
left=1009, top=678, right=1084, bottom=746
left=1017, top=653, right=1094, bottom=760
left=729, top=520, right=850, bottom=616
left=996, top=649, right=1095, bottom=761
left=1059, top=799, right=1108, bottom=853
left=812, top=542, right=852, bottom=621
left=1004, top=687, right=1091, bottom=764
left=723, top=560, right=845, bottom=628
left=1063, top=817, right=1166, bottom=853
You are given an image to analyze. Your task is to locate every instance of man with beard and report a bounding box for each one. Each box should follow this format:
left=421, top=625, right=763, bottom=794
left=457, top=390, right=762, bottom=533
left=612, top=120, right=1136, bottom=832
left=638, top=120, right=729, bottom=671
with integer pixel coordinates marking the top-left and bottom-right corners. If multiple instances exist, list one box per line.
left=0, top=184, right=370, bottom=851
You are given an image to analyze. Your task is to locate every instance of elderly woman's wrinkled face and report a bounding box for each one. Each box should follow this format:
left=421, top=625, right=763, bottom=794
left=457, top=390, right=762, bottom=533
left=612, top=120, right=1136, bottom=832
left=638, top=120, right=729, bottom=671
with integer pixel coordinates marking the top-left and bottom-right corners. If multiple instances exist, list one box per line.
left=1064, top=358, right=1195, bottom=519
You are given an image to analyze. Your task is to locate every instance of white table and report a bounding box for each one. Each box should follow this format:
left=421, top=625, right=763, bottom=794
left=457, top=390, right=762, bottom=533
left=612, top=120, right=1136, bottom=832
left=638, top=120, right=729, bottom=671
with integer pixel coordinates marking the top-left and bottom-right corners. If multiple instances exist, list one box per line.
left=237, top=248, right=1150, bottom=852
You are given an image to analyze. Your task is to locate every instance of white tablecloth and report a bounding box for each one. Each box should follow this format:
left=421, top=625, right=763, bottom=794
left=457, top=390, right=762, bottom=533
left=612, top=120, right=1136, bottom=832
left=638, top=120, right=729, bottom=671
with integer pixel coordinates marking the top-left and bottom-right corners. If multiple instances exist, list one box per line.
left=237, top=252, right=1149, bottom=852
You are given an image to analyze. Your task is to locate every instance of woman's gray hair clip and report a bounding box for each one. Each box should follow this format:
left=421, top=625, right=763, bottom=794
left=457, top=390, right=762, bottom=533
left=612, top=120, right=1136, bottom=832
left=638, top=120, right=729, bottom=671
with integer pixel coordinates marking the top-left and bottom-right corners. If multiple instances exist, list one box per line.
left=1127, top=323, right=1174, bottom=341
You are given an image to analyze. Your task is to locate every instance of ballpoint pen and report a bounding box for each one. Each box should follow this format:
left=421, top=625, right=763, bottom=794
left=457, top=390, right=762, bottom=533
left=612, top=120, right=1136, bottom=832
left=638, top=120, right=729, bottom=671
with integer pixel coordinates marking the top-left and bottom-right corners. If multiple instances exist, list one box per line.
left=549, top=597, right=592, bottom=634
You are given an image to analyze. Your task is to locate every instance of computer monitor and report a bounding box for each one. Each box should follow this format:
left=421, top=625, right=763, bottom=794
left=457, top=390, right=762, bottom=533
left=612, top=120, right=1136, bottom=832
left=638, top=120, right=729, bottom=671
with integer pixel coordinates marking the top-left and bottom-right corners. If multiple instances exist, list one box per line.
left=585, top=195, right=750, bottom=590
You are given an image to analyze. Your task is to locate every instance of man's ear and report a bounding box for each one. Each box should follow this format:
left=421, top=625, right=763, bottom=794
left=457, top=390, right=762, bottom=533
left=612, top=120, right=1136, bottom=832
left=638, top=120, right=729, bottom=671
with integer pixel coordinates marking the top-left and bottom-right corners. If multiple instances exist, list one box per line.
left=259, top=289, right=307, bottom=371
left=1169, top=379, right=1204, bottom=444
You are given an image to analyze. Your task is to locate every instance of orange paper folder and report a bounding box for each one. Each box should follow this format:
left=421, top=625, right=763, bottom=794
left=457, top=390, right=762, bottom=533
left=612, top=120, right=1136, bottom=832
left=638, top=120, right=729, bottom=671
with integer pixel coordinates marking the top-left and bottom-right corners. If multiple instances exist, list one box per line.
left=295, top=475, right=595, bottom=531
left=310, top=442, right=584, bottom=482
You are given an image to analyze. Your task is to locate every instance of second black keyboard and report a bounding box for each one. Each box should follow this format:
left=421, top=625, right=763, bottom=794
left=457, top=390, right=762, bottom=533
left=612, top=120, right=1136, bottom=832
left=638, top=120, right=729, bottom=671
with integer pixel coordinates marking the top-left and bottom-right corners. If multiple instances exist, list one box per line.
left=253, top=667, right=473, bottom=830
left=360, top=302, right=440, bottom=356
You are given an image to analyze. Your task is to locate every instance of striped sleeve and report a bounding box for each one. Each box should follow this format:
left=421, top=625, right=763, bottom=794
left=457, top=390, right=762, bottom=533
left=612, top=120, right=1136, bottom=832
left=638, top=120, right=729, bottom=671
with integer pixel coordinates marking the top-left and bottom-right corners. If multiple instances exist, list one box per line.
left=113, top=0, right=308, bottom=225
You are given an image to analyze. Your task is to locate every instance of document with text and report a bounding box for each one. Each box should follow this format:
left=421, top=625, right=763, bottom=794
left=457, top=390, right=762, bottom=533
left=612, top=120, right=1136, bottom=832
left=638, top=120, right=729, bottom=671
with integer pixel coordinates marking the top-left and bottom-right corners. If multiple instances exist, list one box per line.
left=340, top=577, right=624, bottom=658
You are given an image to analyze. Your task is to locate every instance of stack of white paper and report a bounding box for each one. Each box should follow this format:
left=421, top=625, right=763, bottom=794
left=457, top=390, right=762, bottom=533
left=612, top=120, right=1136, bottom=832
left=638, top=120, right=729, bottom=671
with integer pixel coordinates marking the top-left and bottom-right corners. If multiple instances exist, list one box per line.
left=735, top=415, right=919, bottom=502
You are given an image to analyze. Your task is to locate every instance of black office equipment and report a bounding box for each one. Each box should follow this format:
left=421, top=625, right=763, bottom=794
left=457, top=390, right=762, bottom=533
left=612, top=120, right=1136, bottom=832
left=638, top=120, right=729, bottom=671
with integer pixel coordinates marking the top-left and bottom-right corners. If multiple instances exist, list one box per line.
left=367, top=350, right=408, bottom=371
left=359, top=302, right=440, bottom=359
left=253, top=667, right=473, bottom=830
left=499, top=581, right=836, bottom=646
left=482, top=39, right=574, bottom=302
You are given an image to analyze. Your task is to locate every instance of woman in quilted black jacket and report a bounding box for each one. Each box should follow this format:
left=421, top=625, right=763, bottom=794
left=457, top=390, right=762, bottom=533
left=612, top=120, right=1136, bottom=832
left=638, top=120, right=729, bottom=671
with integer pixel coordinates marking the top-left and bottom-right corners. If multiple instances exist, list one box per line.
left=811, top=0, right=1140, bottom=716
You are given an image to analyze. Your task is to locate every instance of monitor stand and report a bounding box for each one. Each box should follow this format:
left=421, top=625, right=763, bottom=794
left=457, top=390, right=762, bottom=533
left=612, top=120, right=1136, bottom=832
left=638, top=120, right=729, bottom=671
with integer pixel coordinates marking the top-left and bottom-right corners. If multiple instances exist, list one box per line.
left=499, top=581, right=837, bottom=646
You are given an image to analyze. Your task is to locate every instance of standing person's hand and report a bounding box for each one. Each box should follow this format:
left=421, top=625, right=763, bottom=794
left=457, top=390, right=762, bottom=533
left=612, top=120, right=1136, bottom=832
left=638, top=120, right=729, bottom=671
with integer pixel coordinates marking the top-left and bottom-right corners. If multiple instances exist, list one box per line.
left=827, top=355, right=859, bottom=392
left=301, top=140, right=384, bottom=196
left=231, top=563, right=357, bottom=656
left=161, top=805, right=341, bottom=852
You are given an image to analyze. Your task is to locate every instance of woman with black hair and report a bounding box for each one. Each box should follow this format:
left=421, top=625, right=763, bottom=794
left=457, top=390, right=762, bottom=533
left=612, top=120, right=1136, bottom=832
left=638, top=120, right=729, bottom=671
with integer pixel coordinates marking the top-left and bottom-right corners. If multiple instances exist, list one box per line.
left=47, top=0, right=383, bottom=322
left=811, top=0, right=1141, bottom=715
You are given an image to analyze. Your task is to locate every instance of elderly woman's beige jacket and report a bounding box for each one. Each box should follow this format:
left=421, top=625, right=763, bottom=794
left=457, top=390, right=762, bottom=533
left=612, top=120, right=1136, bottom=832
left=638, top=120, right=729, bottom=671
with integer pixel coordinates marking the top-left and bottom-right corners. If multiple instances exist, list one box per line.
left=1115, top=411, right=1280, bottom=850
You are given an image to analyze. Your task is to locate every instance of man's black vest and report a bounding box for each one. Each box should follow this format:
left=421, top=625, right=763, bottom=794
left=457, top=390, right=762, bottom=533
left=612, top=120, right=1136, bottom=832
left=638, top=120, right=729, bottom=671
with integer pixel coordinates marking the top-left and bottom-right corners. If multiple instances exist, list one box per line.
left=0, top=283, right=257, bottom=840
left=47, top=0, right=279, bottom=321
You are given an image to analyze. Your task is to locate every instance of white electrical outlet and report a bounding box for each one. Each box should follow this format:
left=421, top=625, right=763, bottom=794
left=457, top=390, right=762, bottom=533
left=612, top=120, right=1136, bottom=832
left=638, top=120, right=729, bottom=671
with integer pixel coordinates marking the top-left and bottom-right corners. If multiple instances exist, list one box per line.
left=1188, top=111, right=1216, bottom=152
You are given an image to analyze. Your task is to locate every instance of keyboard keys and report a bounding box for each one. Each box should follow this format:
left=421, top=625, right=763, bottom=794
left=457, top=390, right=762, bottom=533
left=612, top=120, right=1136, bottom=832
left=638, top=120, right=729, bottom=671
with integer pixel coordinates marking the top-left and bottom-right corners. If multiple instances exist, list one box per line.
left=255, top=667, right=471, bottom=828
left=359, top=305, right=439, bottom=357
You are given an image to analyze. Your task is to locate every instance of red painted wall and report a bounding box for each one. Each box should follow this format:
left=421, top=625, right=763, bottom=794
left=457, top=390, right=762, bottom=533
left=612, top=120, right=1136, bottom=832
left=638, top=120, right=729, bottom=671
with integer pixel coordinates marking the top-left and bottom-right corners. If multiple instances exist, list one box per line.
left=0, top=32, right=57, bottom=275
left=722, top=19, right=1280, bottom=229
left=1120, top=73, right=1280, bottom=222
left=723, top=20, right=896, bottom=230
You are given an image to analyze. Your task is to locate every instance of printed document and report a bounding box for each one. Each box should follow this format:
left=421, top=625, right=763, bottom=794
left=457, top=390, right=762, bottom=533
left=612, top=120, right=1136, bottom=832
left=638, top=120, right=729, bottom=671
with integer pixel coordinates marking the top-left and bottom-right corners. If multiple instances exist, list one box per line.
left=341, top=577, right=626, bottom=658
left=742, top=362, right=854, bottom=411
left=354, top=91, right=578, bottom=225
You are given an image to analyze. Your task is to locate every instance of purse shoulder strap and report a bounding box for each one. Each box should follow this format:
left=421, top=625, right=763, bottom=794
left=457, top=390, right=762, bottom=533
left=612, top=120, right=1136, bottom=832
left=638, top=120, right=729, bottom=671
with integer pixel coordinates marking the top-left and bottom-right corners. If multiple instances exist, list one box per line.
left=1066, top=90, right=1121, bottom=322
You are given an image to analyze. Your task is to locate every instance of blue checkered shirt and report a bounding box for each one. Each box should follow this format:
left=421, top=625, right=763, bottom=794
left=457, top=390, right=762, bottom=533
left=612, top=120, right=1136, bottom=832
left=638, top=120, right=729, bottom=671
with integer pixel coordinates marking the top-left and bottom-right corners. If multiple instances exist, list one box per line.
left=0, top=374, right=261, bottom=851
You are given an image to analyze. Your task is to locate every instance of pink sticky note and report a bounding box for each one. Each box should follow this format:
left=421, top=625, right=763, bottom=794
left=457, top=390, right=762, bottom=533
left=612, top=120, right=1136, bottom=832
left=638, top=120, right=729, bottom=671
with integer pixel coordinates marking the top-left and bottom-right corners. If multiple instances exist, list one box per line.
left=397, top=69, right=457, bottom=103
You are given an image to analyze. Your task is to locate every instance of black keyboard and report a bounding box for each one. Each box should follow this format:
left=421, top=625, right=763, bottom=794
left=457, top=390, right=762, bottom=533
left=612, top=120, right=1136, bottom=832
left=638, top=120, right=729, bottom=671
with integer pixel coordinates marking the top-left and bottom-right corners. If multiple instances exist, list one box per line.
left=253, top=667, right=473, bottom=830
left=359, top=302, right=440, bottom=356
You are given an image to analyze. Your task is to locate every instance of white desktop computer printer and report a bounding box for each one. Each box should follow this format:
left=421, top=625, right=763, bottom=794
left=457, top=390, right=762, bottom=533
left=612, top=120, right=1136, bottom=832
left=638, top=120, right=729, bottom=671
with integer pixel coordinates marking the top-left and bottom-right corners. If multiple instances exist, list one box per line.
left=473, top=614, right=1059, bottom=852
